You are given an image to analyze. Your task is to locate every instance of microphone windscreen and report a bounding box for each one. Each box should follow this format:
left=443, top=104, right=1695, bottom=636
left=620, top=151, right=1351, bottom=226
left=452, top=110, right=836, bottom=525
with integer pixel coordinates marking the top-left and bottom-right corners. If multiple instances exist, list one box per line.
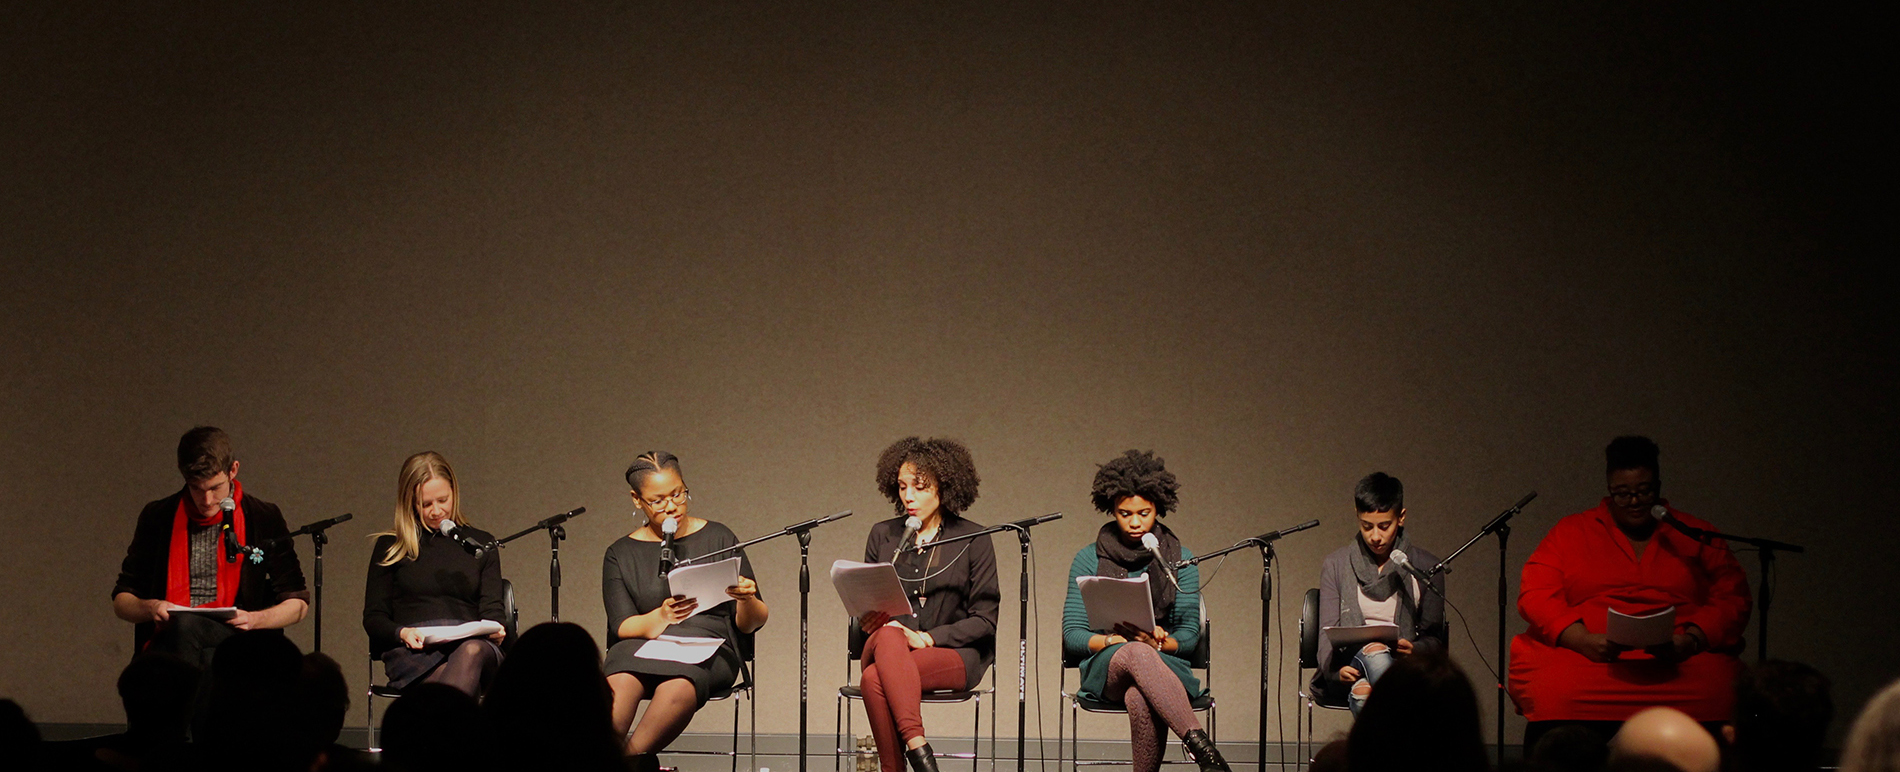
left=1139, top=532, right=1160, bottom=550
left=1389, top=548, right=1409, bottom=566
left=1650, top=505, right=1667, bottom=520
left=220, top=498, right=235, bottom=513
left=661, top=516, right=679, bottom=535
left=437, top=519, right=456, bottom=535
left=904, top=516, right=922, bottom=530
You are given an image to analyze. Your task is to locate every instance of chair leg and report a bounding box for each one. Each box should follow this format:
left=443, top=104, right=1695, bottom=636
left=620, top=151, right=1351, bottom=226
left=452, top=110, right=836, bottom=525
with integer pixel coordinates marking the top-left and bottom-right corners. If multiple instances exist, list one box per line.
left=730, top=692, right=741, bottom=772
left=970, top=695, right=980, bottom=772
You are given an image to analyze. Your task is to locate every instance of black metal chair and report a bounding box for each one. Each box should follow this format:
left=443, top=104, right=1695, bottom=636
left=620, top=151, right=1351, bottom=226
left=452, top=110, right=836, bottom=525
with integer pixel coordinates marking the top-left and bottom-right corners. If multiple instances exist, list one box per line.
left=365, top=578, right=518, bottom=750
left=834, top=621, right=996, bottom=772
left=1295, top=587, right=1351, bottom=768
left=1057, top=598, right=1216, bottom=771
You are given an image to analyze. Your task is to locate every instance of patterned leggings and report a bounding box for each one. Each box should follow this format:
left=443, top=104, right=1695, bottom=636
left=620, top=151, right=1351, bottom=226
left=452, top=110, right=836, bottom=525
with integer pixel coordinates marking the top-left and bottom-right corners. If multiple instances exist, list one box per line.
left=1104, top=643, right=1202, bottom=772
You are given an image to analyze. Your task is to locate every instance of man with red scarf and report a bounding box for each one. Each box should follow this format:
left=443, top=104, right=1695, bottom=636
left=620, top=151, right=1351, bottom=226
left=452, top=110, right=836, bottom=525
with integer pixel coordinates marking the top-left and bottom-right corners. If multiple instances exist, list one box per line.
left=112, top=427, right=309, bottom=667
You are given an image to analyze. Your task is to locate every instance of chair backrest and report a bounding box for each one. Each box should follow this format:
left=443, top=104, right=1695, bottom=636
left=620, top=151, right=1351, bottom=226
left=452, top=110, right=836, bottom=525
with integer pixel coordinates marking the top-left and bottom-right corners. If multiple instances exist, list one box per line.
left=1299, top=588, right=1320, bottom=669
left=501, top=578, right=520, bottom=650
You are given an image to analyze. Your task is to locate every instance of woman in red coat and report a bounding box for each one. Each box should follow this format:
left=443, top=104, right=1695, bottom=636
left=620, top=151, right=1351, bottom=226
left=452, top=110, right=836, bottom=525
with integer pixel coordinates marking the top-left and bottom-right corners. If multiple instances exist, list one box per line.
left=1509, top=436, right=1751, bottom=749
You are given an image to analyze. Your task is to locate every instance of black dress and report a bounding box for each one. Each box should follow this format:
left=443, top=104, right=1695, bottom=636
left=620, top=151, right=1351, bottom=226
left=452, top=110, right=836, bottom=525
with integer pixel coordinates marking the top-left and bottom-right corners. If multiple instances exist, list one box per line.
left=363, top=528, right=506, bottom=689
left=602, top=520, right=759, bottom=706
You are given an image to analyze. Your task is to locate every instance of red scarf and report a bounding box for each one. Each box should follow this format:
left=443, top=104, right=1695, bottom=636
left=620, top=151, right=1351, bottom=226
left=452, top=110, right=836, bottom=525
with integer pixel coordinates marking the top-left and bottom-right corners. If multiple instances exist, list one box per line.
left=165, top=480, right=246, bottom=608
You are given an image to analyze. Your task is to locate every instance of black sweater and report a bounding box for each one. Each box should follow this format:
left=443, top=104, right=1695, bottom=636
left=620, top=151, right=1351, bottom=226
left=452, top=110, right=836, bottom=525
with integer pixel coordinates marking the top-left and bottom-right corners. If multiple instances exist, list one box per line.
left=363, top=528, right=506, bottom=653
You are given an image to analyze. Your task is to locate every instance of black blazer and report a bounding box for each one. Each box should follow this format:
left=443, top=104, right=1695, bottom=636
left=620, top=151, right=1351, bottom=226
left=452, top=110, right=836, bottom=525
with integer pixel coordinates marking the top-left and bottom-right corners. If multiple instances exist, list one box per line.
left=113, top=490, right=309, bottom=652
left=853, top=513, right=1000, bottom=688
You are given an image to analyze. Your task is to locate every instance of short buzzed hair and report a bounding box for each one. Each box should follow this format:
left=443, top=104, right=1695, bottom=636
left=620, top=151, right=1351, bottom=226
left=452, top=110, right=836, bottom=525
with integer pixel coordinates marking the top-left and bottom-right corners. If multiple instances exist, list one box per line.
left=177, top=426, right=235, bottom=481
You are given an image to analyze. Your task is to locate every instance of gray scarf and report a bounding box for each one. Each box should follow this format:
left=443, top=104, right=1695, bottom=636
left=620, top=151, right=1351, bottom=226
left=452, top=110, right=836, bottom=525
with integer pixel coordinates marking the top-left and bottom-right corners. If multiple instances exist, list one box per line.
left=1337, top=529, right=1418, bottom=638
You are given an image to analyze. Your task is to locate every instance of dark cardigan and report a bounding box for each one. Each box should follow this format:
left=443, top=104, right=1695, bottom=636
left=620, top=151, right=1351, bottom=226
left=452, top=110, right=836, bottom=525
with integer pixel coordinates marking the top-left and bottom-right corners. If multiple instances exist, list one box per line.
left=851, top=513, right=1001, bottom=688
left=113, top=490, right=310, bottom=652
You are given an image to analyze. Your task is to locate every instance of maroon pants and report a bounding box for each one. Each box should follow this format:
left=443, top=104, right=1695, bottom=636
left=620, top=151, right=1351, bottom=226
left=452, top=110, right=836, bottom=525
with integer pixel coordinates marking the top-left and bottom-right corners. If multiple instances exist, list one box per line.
left=860, top=626, right=968, bottom=772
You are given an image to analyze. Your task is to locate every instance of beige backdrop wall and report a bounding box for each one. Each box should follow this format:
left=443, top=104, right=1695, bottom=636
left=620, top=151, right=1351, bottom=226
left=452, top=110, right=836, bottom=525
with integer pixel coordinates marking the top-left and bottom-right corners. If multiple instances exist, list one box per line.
left=2, top=1, right=1885, bottom=748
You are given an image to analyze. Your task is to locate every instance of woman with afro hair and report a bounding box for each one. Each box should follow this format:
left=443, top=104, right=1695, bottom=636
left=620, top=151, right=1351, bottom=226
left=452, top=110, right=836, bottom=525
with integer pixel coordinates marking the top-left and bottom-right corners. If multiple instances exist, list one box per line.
left=852, top=437, right=1000, bottom=772
left=1061, top=450, right=1233, bottom=772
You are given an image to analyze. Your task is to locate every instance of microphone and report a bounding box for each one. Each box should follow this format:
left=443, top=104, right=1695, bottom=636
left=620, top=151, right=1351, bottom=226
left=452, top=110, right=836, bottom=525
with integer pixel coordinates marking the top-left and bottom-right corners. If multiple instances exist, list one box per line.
left=659, top=516, right=679, bottom=577
left=1139, top=532, right=1181, bottom=590
left=438, top=519, right=491, bottom=557
left=892, top=516, right=923, bottom=562
left=1388, top=549, right=1433, bottom=588
left=218, top=498, right=265, bottom=565
left=1650, top=504, right=1711, bottom=541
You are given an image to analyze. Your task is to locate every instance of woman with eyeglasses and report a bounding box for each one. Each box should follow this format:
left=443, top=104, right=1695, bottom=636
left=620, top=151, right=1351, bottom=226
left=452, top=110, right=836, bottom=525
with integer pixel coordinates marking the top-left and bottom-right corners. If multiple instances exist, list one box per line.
left=853, top=437, right=999, bottom=772
left=1509, top=436, right=1752, bottom=750
left=1061, top=450, right=1232, bottom=772
left=602, top=451, right=768, bottom=771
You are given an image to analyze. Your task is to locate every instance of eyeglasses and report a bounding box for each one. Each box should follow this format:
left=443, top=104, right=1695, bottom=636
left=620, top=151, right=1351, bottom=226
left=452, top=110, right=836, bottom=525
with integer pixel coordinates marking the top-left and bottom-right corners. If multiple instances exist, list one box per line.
left=640, top=489, right=690, bottom=510
left=1608, top=485, right=1657, bottom=502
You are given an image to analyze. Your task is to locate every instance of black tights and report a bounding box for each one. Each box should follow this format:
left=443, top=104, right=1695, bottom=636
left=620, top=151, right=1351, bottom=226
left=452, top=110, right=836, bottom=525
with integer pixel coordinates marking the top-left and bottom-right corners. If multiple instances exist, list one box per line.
left=608, top=672, right=701, bottom=754
left=422, top=639, right=501, bottom=698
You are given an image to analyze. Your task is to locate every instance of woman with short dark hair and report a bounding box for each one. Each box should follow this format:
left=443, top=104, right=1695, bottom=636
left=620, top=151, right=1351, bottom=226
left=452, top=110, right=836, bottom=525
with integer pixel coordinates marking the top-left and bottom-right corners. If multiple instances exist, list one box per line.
left=1061, top=450, right=1232, bottom=772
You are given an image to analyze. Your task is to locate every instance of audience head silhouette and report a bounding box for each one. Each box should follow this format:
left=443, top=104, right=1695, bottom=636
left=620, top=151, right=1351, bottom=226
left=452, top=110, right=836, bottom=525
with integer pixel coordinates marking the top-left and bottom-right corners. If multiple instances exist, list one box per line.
left=1609, top=706, right=1720, bottom=772
left=381, top=682, right=484, bottom=772
left=1347, top=651, right=1489, bottom=772
left=1842, top=676, right=1900, bottom=772
left=482, top=622, right=622, bottom=771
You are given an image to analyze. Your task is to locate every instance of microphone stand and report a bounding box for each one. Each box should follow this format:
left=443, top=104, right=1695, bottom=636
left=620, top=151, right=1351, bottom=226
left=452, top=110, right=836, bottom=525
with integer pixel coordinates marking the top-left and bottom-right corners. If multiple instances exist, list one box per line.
left=673, top=509, right=853, bottom=772
left=1177, top=518, right=1318, bottom=772
left=1428, top=492, right=1535, bottom=760
left=1655, top=516, right=1805, bottom=661
left=494, top=507, right=586, bottom=622
left=917, top=512, right=1062, bottom=772
left=275, top=514, right=355, bottom=654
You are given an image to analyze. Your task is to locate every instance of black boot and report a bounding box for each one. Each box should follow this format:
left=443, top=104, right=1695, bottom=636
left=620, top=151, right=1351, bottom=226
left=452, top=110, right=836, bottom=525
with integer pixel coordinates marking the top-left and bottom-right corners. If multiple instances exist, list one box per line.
left=905, top=742, right=942, bottom=772
left=627, top=752, right=661, bottom=772
left=1182, top=729, right=1232, bottom=772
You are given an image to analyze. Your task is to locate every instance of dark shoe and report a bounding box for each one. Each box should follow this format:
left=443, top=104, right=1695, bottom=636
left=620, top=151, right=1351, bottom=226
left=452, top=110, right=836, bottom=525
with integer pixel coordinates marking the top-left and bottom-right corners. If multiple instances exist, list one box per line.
left=1182, top=729, right=1232, bottom=772
left=627, top=752, right=661, bottom=772
left=905, top=743, right=941, bottom=772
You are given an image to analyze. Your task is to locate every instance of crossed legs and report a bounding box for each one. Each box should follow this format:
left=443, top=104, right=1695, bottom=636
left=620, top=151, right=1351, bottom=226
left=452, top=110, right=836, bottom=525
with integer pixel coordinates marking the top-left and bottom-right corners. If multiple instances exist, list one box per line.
left=859, top=626, right=967, bottom=772
left=1104, top=643, right=1203, bottom=772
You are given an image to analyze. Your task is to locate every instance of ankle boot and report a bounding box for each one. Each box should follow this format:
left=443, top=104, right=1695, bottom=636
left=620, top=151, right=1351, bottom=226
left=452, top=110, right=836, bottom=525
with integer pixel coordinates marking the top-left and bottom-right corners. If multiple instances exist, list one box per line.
left=627, top=752, right=661, bottom=772
left=905, top=743, right=942, bottom=772
left=1182, top=729, right=1232, bottom=772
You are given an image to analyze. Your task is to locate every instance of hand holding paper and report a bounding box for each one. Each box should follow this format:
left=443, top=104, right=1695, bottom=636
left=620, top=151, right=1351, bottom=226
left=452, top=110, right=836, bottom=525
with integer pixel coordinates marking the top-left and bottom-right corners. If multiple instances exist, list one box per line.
left=666, top=557, right=743, bottom=619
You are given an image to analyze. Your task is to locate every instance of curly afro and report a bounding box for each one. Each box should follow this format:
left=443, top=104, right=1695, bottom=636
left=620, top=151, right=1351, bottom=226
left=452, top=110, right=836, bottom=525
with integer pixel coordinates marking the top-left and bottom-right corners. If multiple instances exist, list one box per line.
left=875, top=437, right=980, bottom=517
left=1091, top=449, right=1181, bottom=517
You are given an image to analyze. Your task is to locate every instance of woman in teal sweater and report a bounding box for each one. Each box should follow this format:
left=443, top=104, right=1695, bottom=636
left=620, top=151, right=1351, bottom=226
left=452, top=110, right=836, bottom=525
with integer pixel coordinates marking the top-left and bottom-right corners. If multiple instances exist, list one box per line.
left=1062, top=450, right=1233, bottom=772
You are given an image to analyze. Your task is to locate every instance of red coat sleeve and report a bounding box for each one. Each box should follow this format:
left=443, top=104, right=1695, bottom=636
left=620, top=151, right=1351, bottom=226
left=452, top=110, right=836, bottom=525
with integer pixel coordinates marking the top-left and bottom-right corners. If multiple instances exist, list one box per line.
left=1518, top=517, right=1585, bottom=646
left=1679, top=531, right=1751, bottom=647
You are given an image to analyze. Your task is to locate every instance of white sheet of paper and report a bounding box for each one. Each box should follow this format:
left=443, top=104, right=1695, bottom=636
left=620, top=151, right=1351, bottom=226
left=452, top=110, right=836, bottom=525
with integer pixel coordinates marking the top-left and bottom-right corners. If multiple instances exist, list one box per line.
left=167, top=605, right=237, bottom=621
left=667, top=557, right=743, bottom=619
left=1607, top=606, right=1676, bottom=648
left=1077, top=574, right=1157, bottom=633
left=830, top=560, right=913, bottom=620
left=1322, top=624, right=1401, bottom=646
left=633, top=635, right=725, bottom=664
left=412, top=620, right=505, bottom=645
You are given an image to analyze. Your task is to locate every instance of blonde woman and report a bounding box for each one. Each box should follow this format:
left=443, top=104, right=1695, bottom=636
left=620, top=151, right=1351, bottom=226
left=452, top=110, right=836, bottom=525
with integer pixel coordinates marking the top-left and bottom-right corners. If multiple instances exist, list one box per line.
left=363, top=451, right=507, bottom=696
